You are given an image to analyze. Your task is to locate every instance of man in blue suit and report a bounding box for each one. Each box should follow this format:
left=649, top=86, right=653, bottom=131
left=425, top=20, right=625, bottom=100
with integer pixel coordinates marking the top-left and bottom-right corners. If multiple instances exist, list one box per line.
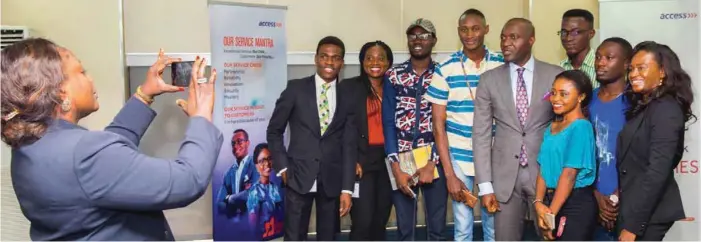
left=216, top=129, right=256, bottom=218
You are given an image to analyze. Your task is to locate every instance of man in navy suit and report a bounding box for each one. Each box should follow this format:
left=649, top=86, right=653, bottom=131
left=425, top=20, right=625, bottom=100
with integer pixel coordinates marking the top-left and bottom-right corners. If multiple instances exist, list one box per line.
left=216, top=129, right=256, bottom=218
left=267, top=36, right=356, bottom=241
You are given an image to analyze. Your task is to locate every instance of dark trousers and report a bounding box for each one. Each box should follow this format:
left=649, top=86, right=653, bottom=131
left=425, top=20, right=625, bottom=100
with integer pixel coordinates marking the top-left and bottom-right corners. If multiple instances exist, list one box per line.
left=349, top=146, right=393, bottom=240
left=392, top=165, right=447, bottom=241
left=284, top=181, right=337, bottom=241
left=544, top=186, right=598, bottom=241
left=628, top=222, right=674, bottom=241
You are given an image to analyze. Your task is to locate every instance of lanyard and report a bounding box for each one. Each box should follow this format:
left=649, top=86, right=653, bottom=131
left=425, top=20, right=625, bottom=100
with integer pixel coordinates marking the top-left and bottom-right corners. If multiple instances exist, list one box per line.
left=458, top=50, right=489, bottom=101
left=458, top=51, right=490, bottom=152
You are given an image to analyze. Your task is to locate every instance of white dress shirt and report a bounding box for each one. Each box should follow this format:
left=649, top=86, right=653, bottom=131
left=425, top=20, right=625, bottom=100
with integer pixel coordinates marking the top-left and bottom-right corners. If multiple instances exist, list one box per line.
left=509, top=55, right=535, bottom=103
left=478, top=55, right=535, bottom=196
left=278, top=74, right=352, bottom=195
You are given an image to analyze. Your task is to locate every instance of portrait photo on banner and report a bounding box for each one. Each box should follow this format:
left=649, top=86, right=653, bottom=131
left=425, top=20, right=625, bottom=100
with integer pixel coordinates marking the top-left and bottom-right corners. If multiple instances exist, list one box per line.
left=212, top=127, right=284, bottom=241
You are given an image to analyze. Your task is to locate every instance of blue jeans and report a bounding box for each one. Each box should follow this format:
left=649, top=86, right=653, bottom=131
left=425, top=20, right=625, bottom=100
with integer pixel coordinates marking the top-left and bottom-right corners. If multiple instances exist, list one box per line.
left=593, top=224, right=617, bottom=241
left=451, top=160, right=495, bottom=241
left=392, top=165, right=448, bottom=241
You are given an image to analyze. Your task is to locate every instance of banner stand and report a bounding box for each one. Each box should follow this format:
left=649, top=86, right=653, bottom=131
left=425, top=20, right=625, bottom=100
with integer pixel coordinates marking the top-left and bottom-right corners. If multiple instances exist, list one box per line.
left=208, top=1, right=288, bottom=241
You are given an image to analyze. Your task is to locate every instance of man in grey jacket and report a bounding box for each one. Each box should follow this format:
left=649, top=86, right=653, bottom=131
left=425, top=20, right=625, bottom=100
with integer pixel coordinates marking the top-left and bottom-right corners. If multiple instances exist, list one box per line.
left=473, top=18, right=565, bottom=240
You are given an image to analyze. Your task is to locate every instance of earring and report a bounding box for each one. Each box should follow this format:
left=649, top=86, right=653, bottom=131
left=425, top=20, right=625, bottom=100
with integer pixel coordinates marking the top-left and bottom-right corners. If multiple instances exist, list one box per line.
left=61, top=99, right=71, bottom=112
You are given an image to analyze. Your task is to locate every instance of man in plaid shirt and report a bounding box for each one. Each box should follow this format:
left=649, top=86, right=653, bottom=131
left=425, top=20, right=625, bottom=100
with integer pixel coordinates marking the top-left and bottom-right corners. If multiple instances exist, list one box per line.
left=382, top=18, right=447, bottom=241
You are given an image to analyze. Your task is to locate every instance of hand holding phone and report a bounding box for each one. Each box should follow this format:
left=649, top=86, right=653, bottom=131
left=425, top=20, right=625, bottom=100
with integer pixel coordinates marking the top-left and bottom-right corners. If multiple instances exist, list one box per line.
left=609, top=194, right=619, bottom=206
left=544, top=213, right=556, bottom=231
left=461, top=189, right=478, bottom=208
left=408, top=189, right=417, bottom=198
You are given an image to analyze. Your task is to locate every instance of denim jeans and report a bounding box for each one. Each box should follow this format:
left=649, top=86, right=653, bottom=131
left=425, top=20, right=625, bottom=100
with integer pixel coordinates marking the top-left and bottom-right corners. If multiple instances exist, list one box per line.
left=593, top=224, right=617, bottom=241
left=451, top=160, right=495, bottom=241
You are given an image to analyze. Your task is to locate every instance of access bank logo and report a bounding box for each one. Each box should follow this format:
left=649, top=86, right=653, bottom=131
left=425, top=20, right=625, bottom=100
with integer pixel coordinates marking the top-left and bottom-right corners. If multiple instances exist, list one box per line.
left=258, top=21, right=282, bottom=28
left=659, top=12, right=698, bottom=20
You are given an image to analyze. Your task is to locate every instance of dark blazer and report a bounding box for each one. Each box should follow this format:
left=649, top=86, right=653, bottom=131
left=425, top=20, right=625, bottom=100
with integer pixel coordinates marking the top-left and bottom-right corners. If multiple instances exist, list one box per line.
left=342, top=76, right=386, bottom=171
left=266, top=75, right=357, bottom=197
left=616, top=95, right=686, bottom=236
left=10, top=97, right=223, bottom=240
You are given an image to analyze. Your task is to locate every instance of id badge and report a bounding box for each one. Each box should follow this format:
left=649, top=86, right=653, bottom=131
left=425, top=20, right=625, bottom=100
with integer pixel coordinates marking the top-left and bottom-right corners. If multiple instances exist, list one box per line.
left=352, top=182, right=360, bottom=198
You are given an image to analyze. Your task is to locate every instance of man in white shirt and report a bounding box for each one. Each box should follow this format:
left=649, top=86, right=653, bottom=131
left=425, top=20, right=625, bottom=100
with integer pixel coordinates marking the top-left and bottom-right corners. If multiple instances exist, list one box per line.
left=267, top=36, right=357, bottom=241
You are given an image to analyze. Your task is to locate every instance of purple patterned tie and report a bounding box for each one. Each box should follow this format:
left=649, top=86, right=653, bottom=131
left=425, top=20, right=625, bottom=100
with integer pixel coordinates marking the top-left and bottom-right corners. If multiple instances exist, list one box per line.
left=516, top=68, right=529, bottom=166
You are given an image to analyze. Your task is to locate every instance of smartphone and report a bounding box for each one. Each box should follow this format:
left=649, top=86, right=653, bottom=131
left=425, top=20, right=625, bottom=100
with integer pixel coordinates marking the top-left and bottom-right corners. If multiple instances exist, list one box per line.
left=545, top=213, right=556, bottom=230
left=171, top=61, right=194, bottom=87
left=408, top=189, right=417, bottom=198
left=461, top=190, right=478, bottom=208
left=609, top=194, right=619, bottom=206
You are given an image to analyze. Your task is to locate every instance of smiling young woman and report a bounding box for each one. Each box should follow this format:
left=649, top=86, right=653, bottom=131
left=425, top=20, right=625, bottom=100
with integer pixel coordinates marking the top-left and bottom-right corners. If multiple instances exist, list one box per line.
left=341, top=40, right=395, bottom=241
left=534, top=70, right=597, bottom=241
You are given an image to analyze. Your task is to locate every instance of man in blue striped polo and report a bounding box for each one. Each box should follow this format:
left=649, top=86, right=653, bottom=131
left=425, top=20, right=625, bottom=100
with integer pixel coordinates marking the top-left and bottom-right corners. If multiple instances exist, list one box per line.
left=424, top=8, right=504, bottom=241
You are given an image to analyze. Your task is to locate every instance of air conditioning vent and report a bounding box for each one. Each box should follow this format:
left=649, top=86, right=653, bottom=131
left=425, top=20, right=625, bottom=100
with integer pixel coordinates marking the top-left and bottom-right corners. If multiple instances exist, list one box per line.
left=1, top=26, right=30, bottom=50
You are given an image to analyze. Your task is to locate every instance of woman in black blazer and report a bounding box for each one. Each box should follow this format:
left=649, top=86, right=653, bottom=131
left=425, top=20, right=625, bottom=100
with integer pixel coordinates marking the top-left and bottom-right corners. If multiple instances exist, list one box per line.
left=342, top=40, right=394, bottom=241
left=617, top=41, right=695, bottom=241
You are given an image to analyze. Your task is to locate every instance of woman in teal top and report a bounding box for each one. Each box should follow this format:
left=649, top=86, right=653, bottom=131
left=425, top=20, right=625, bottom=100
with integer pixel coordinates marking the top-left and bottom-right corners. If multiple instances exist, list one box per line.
left=534, top=70, right=597, bottom=241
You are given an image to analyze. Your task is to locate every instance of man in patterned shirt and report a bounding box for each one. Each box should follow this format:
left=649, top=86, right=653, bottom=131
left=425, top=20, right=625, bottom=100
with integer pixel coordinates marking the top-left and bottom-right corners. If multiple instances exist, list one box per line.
left=425, top=9, right=504, bottom=241
left=382, top=18, right=447, bottom=241
left=559, top=9, right=598, bottom=88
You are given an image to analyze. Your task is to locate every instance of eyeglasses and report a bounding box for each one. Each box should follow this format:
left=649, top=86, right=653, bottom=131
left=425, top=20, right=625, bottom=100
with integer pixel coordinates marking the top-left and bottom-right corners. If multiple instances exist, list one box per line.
left=231, top=139, right=248, bottom=145
left=407, top=33, right=433, bottom=41
left=557, top=29, right=590, bottom=38
left=256, top=157, right=272, bottom=164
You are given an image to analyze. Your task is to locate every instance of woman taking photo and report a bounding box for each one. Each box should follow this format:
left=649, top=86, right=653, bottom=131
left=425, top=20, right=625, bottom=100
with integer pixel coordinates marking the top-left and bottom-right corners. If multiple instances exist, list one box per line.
left=534, top=70, right=597, bottom=240
left=1, top=38, right=221, bottom=240
left=617, top=41, right=694, bottom=241
left=341, top=40, right=394, bottom=241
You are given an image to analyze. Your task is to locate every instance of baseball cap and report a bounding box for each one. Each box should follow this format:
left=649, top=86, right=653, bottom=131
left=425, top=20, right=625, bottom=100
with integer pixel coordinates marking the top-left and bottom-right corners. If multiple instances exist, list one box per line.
left=406, top=18, right=436, bottom=36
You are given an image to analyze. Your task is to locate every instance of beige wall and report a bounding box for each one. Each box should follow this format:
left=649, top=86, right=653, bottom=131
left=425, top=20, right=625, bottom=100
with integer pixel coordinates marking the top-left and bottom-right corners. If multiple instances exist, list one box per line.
left=124, top=0, right=527, bottom=54
left=1, top=0, right=125, bottom=240
left=531, top=0, right=599, bottom=64
left=124, top=0, right=599, bottom=64
left=1, top=0, right=127, bottom=129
